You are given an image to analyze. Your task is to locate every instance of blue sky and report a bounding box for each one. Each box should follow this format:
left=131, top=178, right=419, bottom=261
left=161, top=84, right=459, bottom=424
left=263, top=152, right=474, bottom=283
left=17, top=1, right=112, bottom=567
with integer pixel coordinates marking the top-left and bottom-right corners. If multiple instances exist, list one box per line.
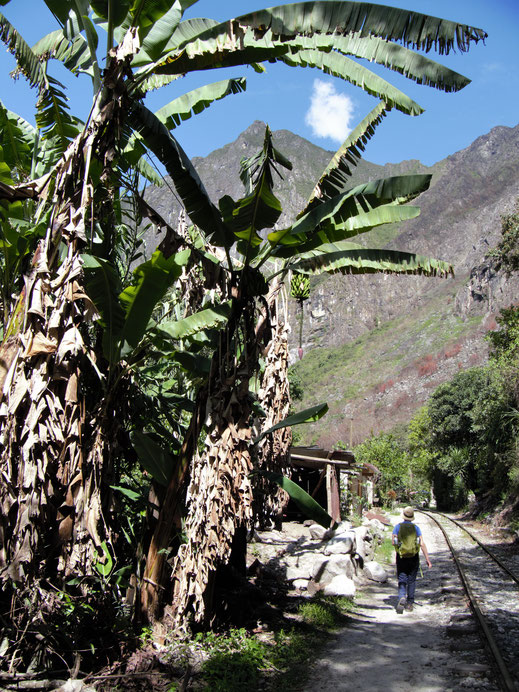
left=1, top=1, right=518, bottom=167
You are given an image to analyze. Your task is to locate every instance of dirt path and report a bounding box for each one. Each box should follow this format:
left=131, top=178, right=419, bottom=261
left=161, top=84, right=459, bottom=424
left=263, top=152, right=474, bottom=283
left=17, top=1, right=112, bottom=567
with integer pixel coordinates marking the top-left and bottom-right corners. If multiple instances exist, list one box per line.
left=303, top=513, right=497, bottom=692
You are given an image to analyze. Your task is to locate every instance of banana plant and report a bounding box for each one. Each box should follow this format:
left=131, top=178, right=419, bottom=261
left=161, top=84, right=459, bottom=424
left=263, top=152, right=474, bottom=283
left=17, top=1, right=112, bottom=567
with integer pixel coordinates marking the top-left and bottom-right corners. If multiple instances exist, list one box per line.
left=0, top=0, right=486, bottom=644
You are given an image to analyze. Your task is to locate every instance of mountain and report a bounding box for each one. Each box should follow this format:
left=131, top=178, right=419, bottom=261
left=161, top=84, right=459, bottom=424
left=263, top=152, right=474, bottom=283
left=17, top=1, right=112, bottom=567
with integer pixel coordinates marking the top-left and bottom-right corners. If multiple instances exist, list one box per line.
left=144, top=121, right=519, bottom=447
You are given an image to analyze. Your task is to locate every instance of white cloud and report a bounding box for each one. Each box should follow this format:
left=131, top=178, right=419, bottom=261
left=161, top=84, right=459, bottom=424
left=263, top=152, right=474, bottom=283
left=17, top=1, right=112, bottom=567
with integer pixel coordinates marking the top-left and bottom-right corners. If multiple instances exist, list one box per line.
left=305, top=79, right=355, bottom=143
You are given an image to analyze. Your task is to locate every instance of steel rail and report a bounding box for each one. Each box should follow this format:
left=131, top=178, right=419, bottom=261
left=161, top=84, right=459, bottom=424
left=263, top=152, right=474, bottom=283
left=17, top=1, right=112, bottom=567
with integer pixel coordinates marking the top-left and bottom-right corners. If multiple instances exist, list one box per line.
left=429, top=511, right=519, bottom=587
left=418, top=510, right=517, bottom=692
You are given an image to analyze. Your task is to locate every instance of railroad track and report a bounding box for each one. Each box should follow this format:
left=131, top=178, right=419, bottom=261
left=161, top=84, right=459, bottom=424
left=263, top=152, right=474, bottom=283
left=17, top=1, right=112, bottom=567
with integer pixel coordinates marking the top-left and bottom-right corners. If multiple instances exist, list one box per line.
left=419, top=510, right=519, bottom=692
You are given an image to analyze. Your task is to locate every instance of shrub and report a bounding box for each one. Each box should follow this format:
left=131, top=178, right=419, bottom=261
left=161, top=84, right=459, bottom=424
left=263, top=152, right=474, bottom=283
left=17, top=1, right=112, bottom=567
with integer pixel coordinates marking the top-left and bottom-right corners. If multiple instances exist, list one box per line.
left=443, top=343, right=462, bottom=359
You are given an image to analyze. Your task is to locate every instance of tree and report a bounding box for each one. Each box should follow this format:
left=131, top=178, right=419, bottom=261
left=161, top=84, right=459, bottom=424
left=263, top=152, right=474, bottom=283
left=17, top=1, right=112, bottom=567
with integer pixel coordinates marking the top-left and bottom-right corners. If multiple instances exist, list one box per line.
left=488, top=201, right=519, bottom=276
left=0, top=0, right=486, bottom=656
left=426, top=365, right=518, bottom=506
left=354, top=432, right=411, bottom=503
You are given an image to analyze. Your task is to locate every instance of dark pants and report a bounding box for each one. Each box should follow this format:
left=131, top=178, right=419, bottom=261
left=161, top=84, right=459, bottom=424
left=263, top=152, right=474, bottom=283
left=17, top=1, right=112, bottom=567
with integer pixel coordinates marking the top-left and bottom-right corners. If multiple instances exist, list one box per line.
left=396, top=554, right=419, bottom=603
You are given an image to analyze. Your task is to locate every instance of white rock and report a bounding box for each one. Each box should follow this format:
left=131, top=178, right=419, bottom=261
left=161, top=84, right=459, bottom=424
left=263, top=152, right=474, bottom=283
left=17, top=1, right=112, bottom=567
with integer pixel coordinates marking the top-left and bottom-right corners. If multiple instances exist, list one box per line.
left=366, top=518, right=386, bottom=533
left=310, top=554, right=330, bottom=579
left=293, top=578, right=309, bottom=590
left=355, top=538, right=367, bottom=560
left=324, top=531, right=356, bottom=555
left=297, top=550, right=321, bottom=573
left=322, top=574, right=356, bottom=597
left=333, top=520, right=352, bottom=535
left=353, top=525, right=370, bottom=541
left=285, top=550, right=323, bottom=581
left=308, top=524, right=327, bottom=540
left=363, top=560, right=388, bottom=582
left=54, top=682, right=97, bottom=692
left=314, top=554, right=355, bottom=584
left=286, top=564, right=304, bottom=581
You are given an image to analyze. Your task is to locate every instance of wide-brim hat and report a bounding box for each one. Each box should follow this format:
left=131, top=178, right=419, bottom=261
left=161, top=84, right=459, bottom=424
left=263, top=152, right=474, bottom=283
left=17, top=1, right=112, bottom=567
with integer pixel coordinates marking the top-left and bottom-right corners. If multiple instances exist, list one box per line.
left=403, top=506, right=415, bottom=520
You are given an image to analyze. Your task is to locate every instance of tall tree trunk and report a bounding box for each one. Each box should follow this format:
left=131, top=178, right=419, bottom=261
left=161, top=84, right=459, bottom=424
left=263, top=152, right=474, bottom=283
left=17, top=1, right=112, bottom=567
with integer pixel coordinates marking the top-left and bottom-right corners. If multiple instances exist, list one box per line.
left=0, top=32, right=138, bottom=588
left=142, top=282, right=283, bottom=631
left=253, top=294, right=292, bottom=528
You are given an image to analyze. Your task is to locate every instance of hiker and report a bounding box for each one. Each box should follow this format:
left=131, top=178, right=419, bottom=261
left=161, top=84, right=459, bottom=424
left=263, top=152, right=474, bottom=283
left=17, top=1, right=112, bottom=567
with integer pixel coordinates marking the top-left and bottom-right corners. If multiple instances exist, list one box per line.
left=392, top=506, right=432, bottom=613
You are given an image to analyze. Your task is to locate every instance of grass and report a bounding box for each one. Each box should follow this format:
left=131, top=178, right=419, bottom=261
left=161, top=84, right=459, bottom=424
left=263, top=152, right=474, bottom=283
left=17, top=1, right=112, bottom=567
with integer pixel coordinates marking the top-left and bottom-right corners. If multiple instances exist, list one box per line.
left=374, top=536, right=395, bottom=567
left=193, top=595, right=355, bottom=691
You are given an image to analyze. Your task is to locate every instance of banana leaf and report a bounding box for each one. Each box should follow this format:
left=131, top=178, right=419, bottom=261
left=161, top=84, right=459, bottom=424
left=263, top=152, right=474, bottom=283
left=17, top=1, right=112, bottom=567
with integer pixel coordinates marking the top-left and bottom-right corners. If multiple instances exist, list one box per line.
left=280, top=49, right=422, bottom=116
left=286, top=174, right=432, bottom=240
left=129, top=102, right=233, bottom=247
left=154, top=77, right=246, bottom=130
left=82, top=255, right=126, bottom=362
left=172, top=350, right=212, bottom=375
left=32, top=30, right=93, bottom=75
left=254, top=470, right=336, bottom=530
left=130, top=430, right=176, bottom=486
left=269, top=203, right=423, bottom=258
left=90, top=0, right=131, bottom=26
left=0, top=101, right=31, bottom=174
left=281, top=32, right=471, bottom=92
left=253, top=402, right=328, bottom=445
left=132, top=15, right=219, bottom=68
left=134, top=1, right=184, bottom=63
left=143, top=2, right=485, bottom=97
left=156, top=301, right=232, bottom=340
left=303, top=101, right=390, bottom=212
left=291, top=247, right=454, bottom=277
left=119, top=248, right=190, bottom=348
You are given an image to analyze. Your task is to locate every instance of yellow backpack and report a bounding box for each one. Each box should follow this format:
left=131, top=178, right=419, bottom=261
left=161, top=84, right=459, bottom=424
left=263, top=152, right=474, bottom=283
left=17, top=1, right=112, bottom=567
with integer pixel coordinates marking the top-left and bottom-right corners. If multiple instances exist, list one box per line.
left=397, top=523, right=419, bottom=557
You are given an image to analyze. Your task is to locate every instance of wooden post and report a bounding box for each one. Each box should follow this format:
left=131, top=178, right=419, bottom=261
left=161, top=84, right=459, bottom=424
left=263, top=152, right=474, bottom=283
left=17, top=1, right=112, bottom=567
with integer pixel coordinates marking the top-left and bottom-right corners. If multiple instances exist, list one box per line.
left=326, top=464, right=341, bottom=524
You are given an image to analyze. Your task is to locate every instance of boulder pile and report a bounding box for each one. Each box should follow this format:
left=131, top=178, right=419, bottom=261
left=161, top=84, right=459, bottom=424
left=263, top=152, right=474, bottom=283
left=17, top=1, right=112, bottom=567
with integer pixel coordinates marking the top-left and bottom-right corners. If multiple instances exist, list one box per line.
left=249, top=517, right=391, bottom=598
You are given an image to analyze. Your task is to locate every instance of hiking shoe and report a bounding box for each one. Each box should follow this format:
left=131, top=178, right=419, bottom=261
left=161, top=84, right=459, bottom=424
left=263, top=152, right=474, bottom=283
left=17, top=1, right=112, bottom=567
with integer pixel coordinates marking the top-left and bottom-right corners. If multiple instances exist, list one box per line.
left=396, top=597, right=406, bottom=614
left=405, top=602, right=414, bottom=612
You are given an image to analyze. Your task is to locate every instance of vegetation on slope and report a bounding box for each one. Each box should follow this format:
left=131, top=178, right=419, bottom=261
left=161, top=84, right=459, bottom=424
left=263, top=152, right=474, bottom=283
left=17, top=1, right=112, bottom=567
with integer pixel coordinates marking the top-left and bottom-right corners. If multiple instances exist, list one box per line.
left=290, top=277, right=485, bottom=447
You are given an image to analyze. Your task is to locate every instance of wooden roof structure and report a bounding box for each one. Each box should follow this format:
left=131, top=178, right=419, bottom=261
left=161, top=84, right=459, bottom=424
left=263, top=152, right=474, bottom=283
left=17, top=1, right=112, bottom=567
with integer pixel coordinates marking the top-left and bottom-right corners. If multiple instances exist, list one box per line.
left=288, top=446, right=379, bottom=523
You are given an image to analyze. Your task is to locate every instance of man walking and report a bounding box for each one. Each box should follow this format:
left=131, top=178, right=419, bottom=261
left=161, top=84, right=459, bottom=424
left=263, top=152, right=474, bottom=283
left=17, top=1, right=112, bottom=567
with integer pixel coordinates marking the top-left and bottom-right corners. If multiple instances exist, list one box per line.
left=392, top=506, right=432, bottom=613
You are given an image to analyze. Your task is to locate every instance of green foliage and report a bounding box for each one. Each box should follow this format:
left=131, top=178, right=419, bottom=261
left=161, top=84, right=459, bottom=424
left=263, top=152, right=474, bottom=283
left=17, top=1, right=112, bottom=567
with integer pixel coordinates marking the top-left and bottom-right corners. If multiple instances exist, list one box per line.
left=487, top=304, right=519, bottom=364
left=488, top=201, right=519, bottom=276
left=288, top=368, right=303, bottom=403
left=298, top=596, right=353, bottom=629
left=198, top=629, right=266, bottom=692
left=354, top=432, right=413, bottom=504
left=399, top=364, right=519, bottom=510
left=428, top=367, right=490, bottom=450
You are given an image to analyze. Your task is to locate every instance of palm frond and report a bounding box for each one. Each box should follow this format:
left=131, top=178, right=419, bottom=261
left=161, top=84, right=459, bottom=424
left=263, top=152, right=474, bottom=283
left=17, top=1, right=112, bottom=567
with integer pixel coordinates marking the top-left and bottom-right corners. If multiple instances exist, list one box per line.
left=291, top=247, right=454, bottom=277
left=154, top=77, right=246, bottom=130
left=280, top=32, right=471, bottom=93
left=128, top=102, right=233, bottom=247
left=0, top=12, right=47, bottom=88
left=303, top=101, right=391, bottom=212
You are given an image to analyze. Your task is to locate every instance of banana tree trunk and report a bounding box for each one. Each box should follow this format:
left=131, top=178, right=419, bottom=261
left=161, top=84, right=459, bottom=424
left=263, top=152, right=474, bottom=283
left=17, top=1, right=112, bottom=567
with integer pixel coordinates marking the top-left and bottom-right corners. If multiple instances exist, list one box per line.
left=0, top=33, right=138, bottom=588
left=252, top=298, right=292, bottom=528
left=142, top=282, right=283, bottom=630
